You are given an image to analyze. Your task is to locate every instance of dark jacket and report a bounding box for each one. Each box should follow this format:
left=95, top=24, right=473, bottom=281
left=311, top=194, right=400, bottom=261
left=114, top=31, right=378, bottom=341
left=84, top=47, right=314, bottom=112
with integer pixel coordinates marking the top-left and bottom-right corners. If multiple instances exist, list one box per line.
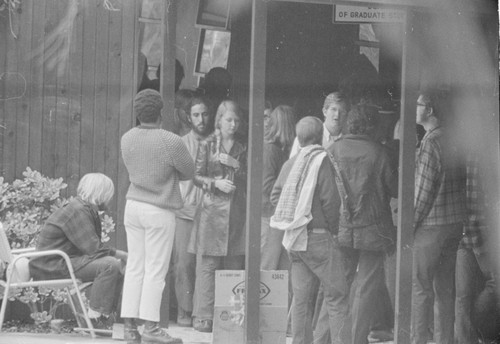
left=29, top=198, right=116, bottom=280
left=327, top=134, right=398, bottom=251
left=262, top=141, right=289, bottom=217
left=270, top=155, right=341, bottom=235
left=188, top=134, right=247, bottom=256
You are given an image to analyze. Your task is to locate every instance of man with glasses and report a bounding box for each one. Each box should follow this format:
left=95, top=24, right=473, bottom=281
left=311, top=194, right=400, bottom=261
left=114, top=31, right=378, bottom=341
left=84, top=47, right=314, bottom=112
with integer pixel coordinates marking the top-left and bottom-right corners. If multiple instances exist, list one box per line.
left=411, top=90, right=466, bottom=344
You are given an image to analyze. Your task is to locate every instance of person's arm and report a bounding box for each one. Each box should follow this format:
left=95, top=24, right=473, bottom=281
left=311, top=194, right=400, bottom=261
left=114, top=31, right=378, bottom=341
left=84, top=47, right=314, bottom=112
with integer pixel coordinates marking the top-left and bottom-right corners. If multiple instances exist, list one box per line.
left=232, top=145, right=247, bottom=191
left=193, top=140, right=217, bottom=192
left=270, top=158, right=292, bottom=207
left=171, top=136, right=195, bottom=181
left=414, top=139, right=441, bottom=227
left=317, top=158, right=341, bottom=235
left=381, top=149, right=398, bottom=199
left=289, top=137, right=300, bottom=159
left=262, top=143, right=282, bottom=201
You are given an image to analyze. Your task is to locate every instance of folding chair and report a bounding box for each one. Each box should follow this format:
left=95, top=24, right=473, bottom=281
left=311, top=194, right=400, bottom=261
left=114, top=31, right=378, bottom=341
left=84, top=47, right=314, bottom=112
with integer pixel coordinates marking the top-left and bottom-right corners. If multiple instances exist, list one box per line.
left=0, top=223, right=96, bottom=338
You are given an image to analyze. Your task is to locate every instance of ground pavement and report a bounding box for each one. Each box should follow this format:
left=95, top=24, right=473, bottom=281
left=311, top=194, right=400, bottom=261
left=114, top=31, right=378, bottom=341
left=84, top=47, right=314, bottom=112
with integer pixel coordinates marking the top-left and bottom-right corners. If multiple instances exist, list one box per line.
left=0, top=324, right=398, bottom=344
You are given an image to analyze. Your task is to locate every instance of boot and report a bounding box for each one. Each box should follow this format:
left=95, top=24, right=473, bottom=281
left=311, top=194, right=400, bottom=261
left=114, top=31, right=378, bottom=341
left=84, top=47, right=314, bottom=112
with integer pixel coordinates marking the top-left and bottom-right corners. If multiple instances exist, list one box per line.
left=124, top=318, right=141, bottom=344
left=141, top=321, right=183, bottom=344
left=176, top=308, right=192, bottom=327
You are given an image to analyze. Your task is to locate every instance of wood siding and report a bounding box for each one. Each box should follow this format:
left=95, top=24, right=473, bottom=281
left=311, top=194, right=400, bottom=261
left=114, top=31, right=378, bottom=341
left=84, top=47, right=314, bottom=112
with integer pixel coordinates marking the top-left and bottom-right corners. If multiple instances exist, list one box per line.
left=0, top=0, right=141, bottom=249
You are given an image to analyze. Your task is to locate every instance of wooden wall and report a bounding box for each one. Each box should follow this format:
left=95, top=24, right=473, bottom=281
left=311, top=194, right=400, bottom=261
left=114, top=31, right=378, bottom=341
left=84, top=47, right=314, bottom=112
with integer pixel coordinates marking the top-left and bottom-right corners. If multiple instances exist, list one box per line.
left=0, top=0, right=141, bottom=250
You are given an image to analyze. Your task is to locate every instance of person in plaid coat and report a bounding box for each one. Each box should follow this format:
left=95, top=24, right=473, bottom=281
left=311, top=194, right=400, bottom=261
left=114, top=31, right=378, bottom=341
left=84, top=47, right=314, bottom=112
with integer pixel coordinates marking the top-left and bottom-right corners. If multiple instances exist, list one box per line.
left=29, top=173, right=127, bottom=323
left=411, top=89, right=466, bottom=344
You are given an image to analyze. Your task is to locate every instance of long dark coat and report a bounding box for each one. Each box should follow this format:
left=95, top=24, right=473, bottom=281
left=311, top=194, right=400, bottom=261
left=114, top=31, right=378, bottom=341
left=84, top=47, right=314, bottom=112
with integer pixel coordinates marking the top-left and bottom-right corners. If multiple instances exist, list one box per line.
left=188, top=134, right=247, bottom=256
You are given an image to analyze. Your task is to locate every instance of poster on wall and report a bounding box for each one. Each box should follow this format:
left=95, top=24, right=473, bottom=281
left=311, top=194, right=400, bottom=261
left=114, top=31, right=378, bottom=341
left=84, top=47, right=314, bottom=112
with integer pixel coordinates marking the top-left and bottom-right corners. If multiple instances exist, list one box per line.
left=196, top=0, right=231, bottom=30
left=194, top=29, right=231, bottom=75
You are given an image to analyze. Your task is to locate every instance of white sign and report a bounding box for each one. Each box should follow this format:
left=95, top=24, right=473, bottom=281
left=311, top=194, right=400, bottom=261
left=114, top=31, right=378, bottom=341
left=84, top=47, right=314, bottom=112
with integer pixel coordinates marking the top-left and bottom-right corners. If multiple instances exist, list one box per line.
left=334, top=5, right=406, bottom=23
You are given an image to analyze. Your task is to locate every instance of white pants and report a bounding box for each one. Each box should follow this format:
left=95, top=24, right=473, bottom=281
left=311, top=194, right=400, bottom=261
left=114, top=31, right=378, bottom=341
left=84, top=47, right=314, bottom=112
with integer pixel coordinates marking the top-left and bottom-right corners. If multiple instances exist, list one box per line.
left=121, top=200, right=176, bottom=322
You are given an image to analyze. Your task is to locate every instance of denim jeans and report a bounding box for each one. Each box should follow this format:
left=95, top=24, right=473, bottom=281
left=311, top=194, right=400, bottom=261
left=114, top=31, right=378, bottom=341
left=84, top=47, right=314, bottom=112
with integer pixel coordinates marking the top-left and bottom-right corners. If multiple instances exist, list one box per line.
left=192, top=254, right=245, bottom=320
left=342, top=247, right=388, bottom=344
left=454, top=246, right=494, bottom=344
left=121, top=200, right=176, bottom=322
left=260, top=216, right=289, bottom=270
left=75, top=256, right=123, bottom=316
left=411, top=223, right=462, bottom=344
left=313, top=248, right=393, bottom=344
left=173, top=217, right=196, bottom=313
left=289, top=232, right=348, bottom=344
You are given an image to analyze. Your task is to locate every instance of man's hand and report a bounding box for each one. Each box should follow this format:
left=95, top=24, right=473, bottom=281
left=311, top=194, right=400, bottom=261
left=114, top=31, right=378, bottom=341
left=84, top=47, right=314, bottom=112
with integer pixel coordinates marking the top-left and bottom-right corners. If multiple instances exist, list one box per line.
left=215, top=179, right=236, bottom=193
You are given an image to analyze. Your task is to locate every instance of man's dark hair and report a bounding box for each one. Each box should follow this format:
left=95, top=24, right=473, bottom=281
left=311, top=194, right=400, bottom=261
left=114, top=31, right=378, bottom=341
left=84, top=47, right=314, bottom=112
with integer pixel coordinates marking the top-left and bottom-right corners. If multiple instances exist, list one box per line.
left=346, top=105, right=369, bottom=135
left=175, top=89, right=195, bottom=114
left=190, top=94, right=213, bottom=115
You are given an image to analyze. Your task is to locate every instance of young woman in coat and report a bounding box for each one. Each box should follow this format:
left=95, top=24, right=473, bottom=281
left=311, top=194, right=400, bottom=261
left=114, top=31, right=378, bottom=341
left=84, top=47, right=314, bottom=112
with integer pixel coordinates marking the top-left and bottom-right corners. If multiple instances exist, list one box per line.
left=188, top=100, right=247, bottom=333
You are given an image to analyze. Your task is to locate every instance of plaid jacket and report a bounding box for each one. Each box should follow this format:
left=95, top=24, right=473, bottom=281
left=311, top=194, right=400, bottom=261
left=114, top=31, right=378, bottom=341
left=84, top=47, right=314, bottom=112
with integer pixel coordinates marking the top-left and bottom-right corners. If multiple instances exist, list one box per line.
left=414, top=127, right=466, bottom=228
left=29, top=198, right=115, bottom=280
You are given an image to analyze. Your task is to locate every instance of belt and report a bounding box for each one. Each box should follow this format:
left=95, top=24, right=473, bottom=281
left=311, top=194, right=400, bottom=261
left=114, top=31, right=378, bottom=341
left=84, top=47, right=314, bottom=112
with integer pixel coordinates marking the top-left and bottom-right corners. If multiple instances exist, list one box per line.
left=308, top=228, right=328, bottom=234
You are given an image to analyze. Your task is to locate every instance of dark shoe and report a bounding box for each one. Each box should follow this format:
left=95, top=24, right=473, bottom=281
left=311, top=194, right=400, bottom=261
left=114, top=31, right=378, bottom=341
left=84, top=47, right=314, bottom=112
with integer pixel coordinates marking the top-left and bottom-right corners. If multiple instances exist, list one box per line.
left=125, top=328, right=141, bottom=344
left=90, top=316, right=113, bottom=336
left=177, top=308, right=192, bottom=327
left=142, top=323, right=182, bottom=344
left=193, top=318, right=213, bottom=333
left=368, top=329, right=394, bottom=343
left=124, top=320, right=141, bottom=344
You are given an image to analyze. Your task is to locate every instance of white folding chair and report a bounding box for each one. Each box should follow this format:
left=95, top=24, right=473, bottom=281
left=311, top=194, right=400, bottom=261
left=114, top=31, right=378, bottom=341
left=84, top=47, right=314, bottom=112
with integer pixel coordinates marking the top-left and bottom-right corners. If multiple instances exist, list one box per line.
left=0, top=223, right=95, bottom=338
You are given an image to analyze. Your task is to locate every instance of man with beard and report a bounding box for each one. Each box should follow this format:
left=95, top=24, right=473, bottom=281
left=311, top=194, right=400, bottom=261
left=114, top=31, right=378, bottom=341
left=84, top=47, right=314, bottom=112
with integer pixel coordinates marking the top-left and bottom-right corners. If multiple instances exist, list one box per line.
left=173, top=95, right=213, bottom=327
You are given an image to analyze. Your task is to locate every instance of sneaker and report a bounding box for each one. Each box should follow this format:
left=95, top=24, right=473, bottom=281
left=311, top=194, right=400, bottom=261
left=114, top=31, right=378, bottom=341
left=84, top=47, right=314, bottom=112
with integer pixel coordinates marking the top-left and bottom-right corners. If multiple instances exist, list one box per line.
left=176, top=308, right=192, bottom=327
left=368, top=329, right=394, bottom=343
left=193, top=318, right=213, bottom=333
left=142, top=324, right=182, bottom=344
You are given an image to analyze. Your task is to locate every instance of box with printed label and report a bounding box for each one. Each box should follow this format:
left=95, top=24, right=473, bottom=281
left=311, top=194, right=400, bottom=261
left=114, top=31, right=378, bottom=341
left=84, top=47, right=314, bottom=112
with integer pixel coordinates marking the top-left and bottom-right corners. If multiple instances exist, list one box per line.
left=212, top=270, right=288, bottom=344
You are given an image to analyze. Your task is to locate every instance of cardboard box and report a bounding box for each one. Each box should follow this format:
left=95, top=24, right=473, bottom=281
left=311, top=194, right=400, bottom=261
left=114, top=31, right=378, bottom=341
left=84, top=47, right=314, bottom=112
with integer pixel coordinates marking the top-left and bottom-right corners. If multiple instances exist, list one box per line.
left=213, top=270, right=288, bottom=344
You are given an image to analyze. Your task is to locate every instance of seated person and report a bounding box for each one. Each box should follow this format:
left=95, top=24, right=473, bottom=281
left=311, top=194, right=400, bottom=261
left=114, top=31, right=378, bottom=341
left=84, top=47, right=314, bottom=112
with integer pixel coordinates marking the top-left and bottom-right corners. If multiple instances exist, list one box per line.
left=29, top=173, right=127, bottom=324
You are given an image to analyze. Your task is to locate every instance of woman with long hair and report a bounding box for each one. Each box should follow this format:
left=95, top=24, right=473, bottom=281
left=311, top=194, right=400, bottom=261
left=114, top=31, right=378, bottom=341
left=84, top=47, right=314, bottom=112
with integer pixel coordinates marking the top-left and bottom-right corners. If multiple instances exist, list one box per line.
left=188, top=100, right=247, bottom=333
left=261, top=105, right=296, bottom=270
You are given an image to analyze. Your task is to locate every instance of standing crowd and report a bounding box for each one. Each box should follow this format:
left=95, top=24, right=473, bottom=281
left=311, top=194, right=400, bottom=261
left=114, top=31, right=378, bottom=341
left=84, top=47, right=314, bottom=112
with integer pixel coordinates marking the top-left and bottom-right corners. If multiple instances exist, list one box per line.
left=26, top=71, right=498, bottom=344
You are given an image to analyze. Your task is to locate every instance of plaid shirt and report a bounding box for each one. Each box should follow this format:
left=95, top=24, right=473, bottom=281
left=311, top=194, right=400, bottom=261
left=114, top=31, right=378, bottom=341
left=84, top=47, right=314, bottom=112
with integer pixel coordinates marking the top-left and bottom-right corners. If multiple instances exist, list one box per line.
left=29, top=198, right=116, bottom=280
left=414, top=126, right=466, bottom=228
left=460, top=157, right=485, bottom=249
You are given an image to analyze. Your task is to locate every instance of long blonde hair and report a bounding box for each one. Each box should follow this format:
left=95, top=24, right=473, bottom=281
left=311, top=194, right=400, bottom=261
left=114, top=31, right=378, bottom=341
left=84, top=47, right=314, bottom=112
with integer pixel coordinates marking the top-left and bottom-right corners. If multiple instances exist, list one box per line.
left=264, top=105, right=296, bottom=151
left=77, top=173, right=115, bottom=206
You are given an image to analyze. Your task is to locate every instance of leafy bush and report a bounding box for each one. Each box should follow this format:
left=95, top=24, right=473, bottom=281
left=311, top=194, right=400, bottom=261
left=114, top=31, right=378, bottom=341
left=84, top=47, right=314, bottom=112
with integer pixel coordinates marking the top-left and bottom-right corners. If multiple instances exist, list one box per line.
left=0, top=167, right=115, bottom=248
left=0, top=168, right=68, bottom=249
left=0, top=167, right=115, bottom=324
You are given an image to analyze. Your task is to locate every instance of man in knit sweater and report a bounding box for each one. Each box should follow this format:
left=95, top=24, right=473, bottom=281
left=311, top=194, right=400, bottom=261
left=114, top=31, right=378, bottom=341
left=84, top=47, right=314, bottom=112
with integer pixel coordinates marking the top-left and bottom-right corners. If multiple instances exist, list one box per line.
left=173, top=95, right=213, bottom=327
left=120, top=89, right=194, bottom=344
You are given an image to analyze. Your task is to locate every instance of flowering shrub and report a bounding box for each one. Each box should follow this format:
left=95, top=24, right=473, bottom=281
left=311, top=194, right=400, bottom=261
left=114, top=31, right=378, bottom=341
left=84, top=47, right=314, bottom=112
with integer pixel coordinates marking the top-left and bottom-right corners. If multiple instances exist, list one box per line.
left=0, top=167, right=115, bottom=324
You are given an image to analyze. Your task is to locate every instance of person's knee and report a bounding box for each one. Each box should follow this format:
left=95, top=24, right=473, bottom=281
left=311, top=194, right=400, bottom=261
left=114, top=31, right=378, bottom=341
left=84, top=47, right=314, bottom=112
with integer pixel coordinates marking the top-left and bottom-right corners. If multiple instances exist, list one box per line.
left=98, top=256, right=122, bottom=277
